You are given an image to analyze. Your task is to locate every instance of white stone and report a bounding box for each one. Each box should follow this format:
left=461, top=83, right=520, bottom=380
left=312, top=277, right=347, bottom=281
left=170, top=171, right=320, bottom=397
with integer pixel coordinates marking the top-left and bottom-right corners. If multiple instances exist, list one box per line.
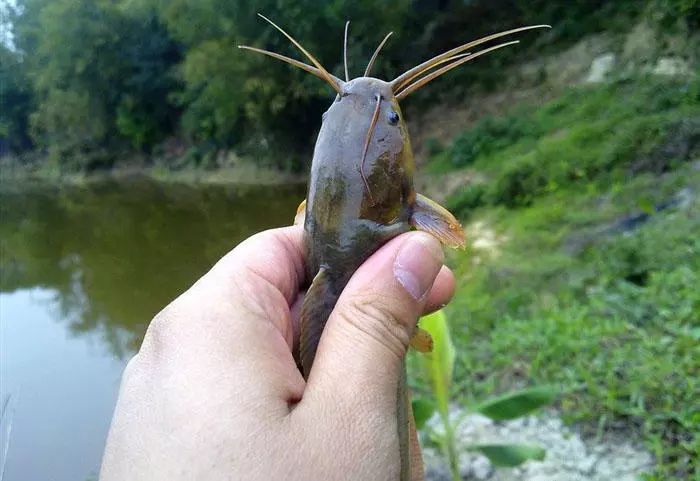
left=585, top=53, right=616, bottom=83
left=652, top=57, right=691, bottom=76
left=423, top=407, right=653, bottom=481
left=472, top=455, right=493, bottom=480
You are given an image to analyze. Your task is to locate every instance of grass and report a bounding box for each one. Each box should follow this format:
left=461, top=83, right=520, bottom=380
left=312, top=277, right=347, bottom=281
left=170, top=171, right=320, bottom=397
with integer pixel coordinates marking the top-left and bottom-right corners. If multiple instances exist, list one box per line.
left=420, top=75, right=700, bottom=479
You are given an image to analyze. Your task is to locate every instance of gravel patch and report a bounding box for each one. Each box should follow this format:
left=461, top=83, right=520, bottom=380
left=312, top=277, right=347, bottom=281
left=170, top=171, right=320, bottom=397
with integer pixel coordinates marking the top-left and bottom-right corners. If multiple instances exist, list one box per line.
left=423, top=409, right=654, bottom=481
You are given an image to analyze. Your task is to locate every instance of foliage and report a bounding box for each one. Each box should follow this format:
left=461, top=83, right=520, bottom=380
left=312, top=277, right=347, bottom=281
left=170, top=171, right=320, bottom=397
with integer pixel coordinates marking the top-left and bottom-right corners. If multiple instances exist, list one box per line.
left=8, top=0, right=180, bottom=166
left=468, top=444, right=545, bottom=468
left=412, top=310, right=555, bottom=479
left=432, top=76, right=700, bottom=479
left=411, top=398, right=435, bottom=430
left=158, top=0, right=412, bottom=151
left=447, top=77, right=700, bottom=213
left=450, top=114, right=536, bottom=167
left=0, top=45, right=33, bottom=154
left=3, top=0, right=697, bottom=170
left=29, top=88, right=110, bottom=170
left=650, top=0, right=700, bottom=28
left=416, top=309, right=460, bottom=479
left=474, top=386, right=558, bottom=421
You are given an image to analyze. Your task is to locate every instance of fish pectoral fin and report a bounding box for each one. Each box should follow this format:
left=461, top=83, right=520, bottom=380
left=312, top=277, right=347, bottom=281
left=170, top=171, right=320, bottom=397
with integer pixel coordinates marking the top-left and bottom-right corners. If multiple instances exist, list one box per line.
left=410, top=193, right=466, bottom=249
left=294, top=199, right=306, bottom=225
left=299, top=267, right=337, bottom=379
left=409, top=327, right=433, bottom=353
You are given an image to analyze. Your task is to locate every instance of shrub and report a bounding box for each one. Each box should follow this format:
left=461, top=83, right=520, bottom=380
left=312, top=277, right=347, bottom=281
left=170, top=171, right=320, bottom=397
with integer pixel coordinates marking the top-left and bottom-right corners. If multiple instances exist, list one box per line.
left=447, top=184, right=488, bottom=217
left=485, top=154, right=549, bottom=207
left=451, top=114, right=538, bottom=168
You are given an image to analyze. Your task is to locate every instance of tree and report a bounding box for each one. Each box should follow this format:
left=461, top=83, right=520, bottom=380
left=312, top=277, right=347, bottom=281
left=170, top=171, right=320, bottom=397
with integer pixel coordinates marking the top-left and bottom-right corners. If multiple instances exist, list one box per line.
left=12, top=0, right=181, bottom=166
left=0, top=45, right=33, bottom=154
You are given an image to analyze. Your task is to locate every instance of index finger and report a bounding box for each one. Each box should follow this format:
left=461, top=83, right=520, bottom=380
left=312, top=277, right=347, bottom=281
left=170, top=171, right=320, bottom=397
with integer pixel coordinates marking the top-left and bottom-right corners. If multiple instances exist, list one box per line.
left=209, top=225, right=306, bottom=306
left=136, top=226, right=308, bottom=401
left=175, top=225, right=306, bottom=348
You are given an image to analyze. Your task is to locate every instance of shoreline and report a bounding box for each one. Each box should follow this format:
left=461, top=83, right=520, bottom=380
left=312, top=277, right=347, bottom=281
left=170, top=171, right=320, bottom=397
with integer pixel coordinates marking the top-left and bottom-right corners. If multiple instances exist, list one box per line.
left=0, top=158, right=307, bottom=187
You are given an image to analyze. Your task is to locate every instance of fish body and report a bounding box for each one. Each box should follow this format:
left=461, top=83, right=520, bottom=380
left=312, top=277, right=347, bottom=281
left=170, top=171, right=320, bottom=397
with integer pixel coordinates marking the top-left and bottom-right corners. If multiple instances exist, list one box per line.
left=299, top=78, right=416, bottom=369
left=296, top=77, right=463, bottom=481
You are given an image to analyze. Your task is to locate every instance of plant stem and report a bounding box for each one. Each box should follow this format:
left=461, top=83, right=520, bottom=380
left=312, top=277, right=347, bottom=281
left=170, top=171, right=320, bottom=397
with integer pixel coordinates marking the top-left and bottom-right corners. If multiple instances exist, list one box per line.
left=439, top=409, right=461, bottom=481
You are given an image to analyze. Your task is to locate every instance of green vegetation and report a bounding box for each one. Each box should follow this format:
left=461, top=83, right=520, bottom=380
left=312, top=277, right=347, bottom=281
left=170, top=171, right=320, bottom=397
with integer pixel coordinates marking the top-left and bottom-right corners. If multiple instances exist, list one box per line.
left=421, top=76, right=700, bottom=479
left=412, top=310, right=556, bottom=481
left=439, top=77, right=699, bottom=210
left=2, top=1, right=698, bottom=478
left=2, top=0, right=697, bottom=173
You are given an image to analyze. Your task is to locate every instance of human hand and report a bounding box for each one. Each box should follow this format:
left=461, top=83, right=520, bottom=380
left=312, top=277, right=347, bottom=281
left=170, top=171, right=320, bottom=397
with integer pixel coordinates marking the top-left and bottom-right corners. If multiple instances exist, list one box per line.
left=100, top=225, right=454, bottom=481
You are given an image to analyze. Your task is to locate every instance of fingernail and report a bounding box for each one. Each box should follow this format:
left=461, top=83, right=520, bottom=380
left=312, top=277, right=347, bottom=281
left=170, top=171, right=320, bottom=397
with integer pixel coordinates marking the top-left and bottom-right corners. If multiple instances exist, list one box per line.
left=394, top=233, right=444, bottom=300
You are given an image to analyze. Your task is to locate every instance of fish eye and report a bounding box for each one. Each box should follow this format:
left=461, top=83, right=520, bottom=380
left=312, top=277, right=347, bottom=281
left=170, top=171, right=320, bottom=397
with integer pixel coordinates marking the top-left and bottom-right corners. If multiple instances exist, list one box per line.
left=388, top=110, right=400, bottom=125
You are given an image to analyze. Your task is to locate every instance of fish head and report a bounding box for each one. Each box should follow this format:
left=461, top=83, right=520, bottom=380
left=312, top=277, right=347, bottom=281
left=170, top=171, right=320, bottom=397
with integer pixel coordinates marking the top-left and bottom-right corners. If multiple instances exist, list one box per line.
left=321, top=77, right=413, bottom=176
left=314, top=76, right=414, bottom=218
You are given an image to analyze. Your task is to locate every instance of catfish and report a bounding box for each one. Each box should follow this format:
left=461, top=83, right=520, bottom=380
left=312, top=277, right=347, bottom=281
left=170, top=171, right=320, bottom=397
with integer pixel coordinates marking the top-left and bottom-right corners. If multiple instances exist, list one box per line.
left=240, top=16, right=549, bottom=480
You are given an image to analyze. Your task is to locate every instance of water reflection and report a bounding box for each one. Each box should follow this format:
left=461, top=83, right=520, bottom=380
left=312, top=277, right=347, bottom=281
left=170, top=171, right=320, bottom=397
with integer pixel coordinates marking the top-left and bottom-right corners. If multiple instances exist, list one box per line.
left=0, top=178, right=304, bottom=481
left=1, top=288, right=126, bottom=481
left=1, top=178, right=305, bottom=356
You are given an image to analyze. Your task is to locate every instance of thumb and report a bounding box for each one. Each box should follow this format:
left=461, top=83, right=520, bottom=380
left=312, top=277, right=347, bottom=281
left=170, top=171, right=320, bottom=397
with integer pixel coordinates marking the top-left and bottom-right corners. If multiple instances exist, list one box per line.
left=304, top=231, right=444, bottom=408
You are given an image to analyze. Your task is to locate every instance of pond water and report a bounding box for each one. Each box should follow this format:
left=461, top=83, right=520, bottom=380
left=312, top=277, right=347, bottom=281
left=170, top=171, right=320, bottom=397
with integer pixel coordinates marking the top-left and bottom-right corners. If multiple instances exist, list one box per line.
left=0, top=178, right=305, bottom=481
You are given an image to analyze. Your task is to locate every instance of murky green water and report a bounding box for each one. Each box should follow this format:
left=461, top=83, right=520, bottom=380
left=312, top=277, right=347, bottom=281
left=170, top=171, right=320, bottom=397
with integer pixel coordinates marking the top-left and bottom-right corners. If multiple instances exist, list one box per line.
left=0, top=178, right=305, bottom=481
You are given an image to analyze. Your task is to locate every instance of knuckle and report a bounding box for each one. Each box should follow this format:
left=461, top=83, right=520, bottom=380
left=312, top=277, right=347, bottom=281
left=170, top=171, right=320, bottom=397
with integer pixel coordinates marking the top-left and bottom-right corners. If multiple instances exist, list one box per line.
left=121, top=352, right=143, bottom=382
left=116, top=352, right=154, bottom=397
left=340, top=290, right=412, bottom=359
left=139, top=301, right=184, bottom=360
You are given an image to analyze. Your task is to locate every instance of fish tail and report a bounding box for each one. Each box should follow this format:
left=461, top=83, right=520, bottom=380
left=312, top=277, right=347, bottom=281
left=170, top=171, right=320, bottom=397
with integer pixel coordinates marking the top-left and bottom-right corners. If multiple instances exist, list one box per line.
left=397, top=363, right=411, bottom=481
left=299, top=268, right=339, bottom=379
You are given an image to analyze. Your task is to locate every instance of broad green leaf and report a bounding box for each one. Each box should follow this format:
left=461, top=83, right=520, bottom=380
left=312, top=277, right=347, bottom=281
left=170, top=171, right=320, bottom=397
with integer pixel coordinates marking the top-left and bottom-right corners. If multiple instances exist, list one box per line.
left=412, top=398, right=436, bottom=430
left=417, top=310, right=455, bottom=417
left=474, top=386, right=557, bottom=421
left=469, top=443, right=546, bottom=467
